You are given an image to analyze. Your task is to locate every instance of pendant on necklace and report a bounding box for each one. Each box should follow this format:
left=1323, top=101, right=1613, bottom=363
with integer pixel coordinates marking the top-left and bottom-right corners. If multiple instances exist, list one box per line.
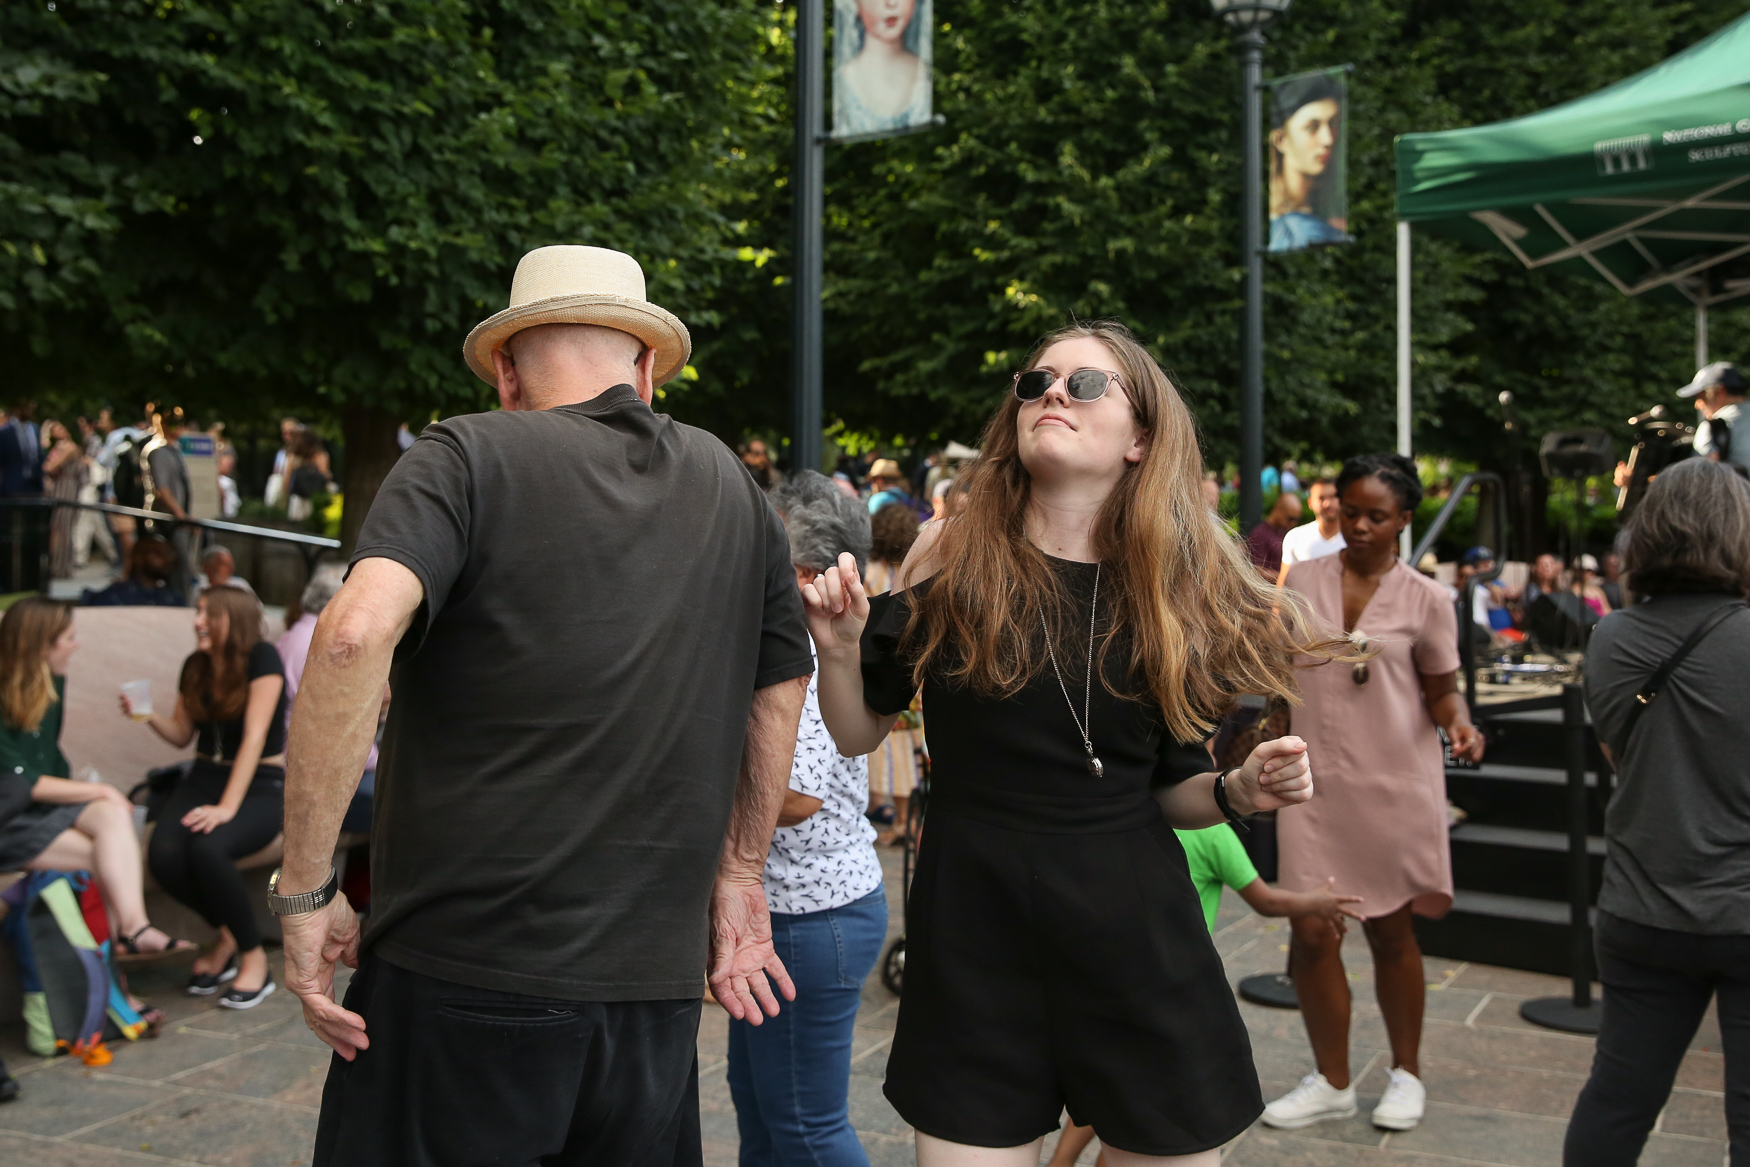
left=1086, top=753, right=1104, bottom=778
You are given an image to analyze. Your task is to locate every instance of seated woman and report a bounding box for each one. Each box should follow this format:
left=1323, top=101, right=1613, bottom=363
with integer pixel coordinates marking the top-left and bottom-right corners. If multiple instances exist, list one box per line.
left=128, top=585, right=287, bottom=1009
left=81, top=535, right=185, bottom=608
left=0, top=598, right=195, bottom=965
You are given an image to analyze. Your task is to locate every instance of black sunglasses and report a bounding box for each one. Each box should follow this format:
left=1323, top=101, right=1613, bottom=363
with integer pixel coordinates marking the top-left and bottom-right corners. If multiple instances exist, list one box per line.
left=1012, top=368, right=1123, bottom=403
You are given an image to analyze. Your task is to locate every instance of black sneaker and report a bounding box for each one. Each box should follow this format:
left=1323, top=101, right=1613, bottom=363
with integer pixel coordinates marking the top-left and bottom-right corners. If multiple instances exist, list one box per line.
left=0, top=1058, right=18, bottom=1103
left=218, top=974, right=275, bottom=1010
left=187, top=957, right=239, bottom=996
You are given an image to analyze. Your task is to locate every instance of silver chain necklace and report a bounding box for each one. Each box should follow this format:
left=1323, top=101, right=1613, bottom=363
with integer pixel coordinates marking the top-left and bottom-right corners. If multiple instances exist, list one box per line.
left=1039, top=562, right=1103, bottom=777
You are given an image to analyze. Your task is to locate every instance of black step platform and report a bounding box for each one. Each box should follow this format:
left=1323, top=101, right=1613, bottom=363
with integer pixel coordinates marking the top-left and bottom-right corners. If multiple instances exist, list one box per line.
left=1414, top=693, right=1608, bottom=979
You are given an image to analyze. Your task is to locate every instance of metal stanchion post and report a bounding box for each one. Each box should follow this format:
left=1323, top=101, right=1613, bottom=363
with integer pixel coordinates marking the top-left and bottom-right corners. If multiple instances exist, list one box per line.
left=1520, top=682, right=1601, bottom=1033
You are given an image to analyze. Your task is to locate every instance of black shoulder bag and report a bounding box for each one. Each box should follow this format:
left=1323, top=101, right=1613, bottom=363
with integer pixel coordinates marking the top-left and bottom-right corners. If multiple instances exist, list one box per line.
left=1609, top=600, right=1748, bottom=761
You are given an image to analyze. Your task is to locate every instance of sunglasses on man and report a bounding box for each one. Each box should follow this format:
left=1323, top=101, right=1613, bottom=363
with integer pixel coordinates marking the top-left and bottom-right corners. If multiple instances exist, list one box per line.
left=1011, top=368, right=1124, bottom=403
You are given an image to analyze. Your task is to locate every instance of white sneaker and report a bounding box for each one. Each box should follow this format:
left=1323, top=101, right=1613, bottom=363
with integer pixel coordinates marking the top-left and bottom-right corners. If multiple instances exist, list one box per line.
left=1371, top=1067, right=1426, bottom=1131
left=1262, top=1073, right=1358, bottom=1129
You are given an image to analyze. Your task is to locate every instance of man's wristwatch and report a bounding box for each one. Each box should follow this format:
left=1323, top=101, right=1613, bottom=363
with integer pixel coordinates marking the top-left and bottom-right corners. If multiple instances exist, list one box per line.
left=267, top=866, right=338, bottom=916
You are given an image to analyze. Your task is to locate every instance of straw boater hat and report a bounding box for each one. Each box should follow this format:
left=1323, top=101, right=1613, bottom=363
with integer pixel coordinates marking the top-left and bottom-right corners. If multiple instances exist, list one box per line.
left=463, top=245, right=692, bottom=386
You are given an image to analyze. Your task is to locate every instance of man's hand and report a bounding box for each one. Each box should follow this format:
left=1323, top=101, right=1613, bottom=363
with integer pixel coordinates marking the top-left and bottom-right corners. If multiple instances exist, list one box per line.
left=707, top=875, right=795, bottom=1026
left=281, top=894, right=368, bottom=1060
left=1230, top=735, right=1313, bottom=816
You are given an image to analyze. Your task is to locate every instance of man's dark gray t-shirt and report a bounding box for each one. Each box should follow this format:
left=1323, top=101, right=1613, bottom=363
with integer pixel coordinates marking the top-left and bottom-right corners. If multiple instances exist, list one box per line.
left=351, top=384, right=813, bottom=999
left=1585, top=593, right=1750, bottom=935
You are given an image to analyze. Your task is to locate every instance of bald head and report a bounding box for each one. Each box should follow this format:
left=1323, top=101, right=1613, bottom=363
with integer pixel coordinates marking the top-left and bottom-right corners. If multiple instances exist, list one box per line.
left=493, top=323, right=653, bottom=411
left=1269, top=491, right=1302, bottom=530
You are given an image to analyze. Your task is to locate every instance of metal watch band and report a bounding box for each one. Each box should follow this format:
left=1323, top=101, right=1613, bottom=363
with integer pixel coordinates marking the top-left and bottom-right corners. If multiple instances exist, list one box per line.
left=267, top=866, right=338, bottom=916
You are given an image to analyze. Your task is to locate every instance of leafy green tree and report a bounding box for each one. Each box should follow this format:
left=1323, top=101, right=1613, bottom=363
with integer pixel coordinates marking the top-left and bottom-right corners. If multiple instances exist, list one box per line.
left=668, top=0, right=1750, bottom=507
left=2, top=0, right=769, bottom=544
left=6, top=0, right=1749, bottom=553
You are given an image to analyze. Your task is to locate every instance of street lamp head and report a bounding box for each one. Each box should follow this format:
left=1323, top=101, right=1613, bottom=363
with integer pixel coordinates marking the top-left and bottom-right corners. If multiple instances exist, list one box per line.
left=1209, top=0, right=1292, bottom=30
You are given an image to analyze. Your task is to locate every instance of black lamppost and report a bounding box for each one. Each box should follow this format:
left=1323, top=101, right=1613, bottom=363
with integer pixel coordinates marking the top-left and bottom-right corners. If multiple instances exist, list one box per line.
left=1212, top=0, right=1302, bottom=1016
left=1210, top=0, right=1292, bottom=535
left=791, top=0, right=826, bottom=477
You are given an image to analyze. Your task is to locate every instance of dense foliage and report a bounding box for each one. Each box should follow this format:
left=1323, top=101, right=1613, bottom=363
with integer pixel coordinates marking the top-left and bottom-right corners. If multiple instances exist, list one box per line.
left=673, top=0, right=1750, bottom=473
left=4, top=0, right=1749, bottom=521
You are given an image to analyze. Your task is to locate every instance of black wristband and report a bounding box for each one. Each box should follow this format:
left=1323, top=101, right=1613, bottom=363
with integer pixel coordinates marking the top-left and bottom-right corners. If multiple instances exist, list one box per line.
left=1214, top=767, right=1253, bottom=831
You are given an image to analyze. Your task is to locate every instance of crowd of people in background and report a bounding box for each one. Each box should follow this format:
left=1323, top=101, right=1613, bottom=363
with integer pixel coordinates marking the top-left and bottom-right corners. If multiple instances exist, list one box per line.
left=0, top=403, right=344, bottom=601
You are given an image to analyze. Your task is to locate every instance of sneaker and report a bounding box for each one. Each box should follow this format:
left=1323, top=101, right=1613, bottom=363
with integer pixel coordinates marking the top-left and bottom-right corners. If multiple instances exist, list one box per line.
left=1262, top=1073, right=1358, bottom=1130
left=186, top=957, right=238, bottom=996
left=1371, top=1067, right=1426, bottom=1131
left=218, top=975, right=276, bottom=1011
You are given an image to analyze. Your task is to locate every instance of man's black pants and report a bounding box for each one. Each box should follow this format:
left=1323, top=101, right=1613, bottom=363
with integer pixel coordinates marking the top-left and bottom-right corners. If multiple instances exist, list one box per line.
left=314, top=953, right=704, bottom=1167
left=1564, top=912, right=1749, bottom=1166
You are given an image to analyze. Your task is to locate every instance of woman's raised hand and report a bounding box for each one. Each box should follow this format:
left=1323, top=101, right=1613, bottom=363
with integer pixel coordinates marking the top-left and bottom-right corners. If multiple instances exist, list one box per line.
left=800, top=552, right=870, bottom=658
left=1232, top=735, right=1314, bottom=815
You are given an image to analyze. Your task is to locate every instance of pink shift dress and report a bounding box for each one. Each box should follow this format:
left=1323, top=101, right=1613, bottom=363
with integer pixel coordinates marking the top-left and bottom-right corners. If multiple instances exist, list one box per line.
left=1278, top=554, right=1459, bottom=919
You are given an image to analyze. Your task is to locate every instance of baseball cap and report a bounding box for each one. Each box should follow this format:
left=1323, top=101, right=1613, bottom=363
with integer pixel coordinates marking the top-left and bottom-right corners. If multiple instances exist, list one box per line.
left=1677, top=361, right=1744, bottom=398
left=1460, top=546, right=1495, bottom=566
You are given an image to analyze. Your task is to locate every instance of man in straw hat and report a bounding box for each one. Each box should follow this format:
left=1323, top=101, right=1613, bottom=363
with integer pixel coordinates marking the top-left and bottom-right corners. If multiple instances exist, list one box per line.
left=276, top=246, right=815, bottom=1165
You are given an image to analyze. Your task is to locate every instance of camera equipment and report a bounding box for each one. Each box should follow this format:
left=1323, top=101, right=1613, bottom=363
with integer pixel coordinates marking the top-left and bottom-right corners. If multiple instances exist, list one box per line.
left=1615, top=408, right=1694, bottom=518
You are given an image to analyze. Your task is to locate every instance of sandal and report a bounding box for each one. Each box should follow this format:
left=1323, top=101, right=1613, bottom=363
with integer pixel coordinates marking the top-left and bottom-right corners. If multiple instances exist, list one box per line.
left=117, top=925, right=198, bottom=961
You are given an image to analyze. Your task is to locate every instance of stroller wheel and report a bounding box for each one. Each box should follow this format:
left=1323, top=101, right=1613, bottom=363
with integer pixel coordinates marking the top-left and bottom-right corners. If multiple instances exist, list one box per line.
left=880, top=936, right=906, bottom=996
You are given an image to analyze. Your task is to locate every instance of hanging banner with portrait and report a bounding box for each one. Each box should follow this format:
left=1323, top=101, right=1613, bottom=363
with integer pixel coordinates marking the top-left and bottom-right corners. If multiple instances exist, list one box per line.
left=832, top=0, right=933, bottom=143
left=1267, top=67, right=1353, bottom=252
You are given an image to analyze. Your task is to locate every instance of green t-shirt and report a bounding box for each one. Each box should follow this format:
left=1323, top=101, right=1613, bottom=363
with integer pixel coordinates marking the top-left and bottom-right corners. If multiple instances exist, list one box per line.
left=1175, top=824, right=1259, bottom=934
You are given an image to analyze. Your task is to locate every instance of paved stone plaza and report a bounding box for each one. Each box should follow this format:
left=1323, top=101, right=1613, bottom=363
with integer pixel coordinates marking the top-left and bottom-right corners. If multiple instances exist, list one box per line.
left=0, top=848, right=1729, bottom=1166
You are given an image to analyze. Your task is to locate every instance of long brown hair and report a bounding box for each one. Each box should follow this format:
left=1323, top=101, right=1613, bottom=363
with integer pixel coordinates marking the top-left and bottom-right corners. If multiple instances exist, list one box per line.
left=181, top=586, right=262, bottom=722
left=0, top=598, right=73, bottom=733
left=906, top=321, right=1337, bottom=741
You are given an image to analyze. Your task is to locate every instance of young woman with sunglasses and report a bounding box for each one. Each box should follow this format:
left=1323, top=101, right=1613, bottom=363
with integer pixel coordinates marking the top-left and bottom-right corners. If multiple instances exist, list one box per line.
left=803, top=322, right=1340, bottom=1166
left=1267, top=453, right=1485, bottom=1134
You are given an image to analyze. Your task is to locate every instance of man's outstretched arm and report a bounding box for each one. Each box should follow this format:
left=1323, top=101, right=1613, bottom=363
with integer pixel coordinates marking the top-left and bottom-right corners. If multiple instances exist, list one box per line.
left=709, top=674, right=809, bottom=1024
left=281, top=557, right=423, bottom=1060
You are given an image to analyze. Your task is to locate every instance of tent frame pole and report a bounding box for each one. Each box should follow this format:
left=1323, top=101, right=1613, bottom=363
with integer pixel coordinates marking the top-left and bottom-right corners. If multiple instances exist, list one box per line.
left=1397, top=219, right=1412, bottom=559
left=1697, top=301, right=1709, bottom=368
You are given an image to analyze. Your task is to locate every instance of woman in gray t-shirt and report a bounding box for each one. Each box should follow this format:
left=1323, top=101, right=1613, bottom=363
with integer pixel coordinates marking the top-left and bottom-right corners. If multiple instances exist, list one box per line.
left=1567, top=458, right=1750, bottom=1167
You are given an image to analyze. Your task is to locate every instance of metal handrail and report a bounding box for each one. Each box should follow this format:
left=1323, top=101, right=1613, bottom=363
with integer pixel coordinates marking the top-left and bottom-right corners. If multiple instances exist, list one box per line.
left=1405, top=471, right=1509, bottom=708
left=0, top=496, right=340, bottom=550
left=0, top=496, right=340, bottom=591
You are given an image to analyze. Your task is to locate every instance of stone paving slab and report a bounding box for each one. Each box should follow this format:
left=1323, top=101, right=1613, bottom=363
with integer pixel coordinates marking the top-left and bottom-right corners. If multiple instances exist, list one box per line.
left=0, top=851, right=1732, bottom=1166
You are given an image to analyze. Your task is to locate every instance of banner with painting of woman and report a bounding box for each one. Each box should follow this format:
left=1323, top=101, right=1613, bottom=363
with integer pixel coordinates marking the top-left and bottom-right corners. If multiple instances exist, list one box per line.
left=832, top=0, right=933, bottom=142
left=1268, top=67, right=1353, bottom=252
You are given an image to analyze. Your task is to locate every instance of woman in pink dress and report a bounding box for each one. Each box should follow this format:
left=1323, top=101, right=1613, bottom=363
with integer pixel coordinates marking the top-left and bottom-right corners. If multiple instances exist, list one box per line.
left=1267, top=453, right=1485, bottom=1135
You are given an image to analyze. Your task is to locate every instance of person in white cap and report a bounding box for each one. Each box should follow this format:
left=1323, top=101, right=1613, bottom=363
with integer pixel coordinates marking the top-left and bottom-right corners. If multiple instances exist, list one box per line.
left=276, top=246, right=815, bottom=1166
left=1679, top=360, right=1748, bottom=478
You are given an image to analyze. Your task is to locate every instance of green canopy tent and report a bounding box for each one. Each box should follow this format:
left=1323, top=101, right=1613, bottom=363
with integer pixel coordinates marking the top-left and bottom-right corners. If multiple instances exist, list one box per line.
left=1391, top=11, right=1750, bottom=457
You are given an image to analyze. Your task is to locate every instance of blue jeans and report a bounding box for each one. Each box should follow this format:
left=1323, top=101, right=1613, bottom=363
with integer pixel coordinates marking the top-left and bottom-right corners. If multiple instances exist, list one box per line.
left=727, top=886, right=888, bottom=1167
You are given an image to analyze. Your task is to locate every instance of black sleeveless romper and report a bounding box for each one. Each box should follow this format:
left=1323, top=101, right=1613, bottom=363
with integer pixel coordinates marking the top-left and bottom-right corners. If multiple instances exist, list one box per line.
left=861, top=560, right=1263, bottom=1154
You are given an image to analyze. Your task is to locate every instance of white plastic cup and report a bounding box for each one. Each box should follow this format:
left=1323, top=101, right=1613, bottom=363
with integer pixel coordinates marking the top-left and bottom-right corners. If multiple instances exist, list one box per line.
left=120, top=680, right=153, bottom=722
